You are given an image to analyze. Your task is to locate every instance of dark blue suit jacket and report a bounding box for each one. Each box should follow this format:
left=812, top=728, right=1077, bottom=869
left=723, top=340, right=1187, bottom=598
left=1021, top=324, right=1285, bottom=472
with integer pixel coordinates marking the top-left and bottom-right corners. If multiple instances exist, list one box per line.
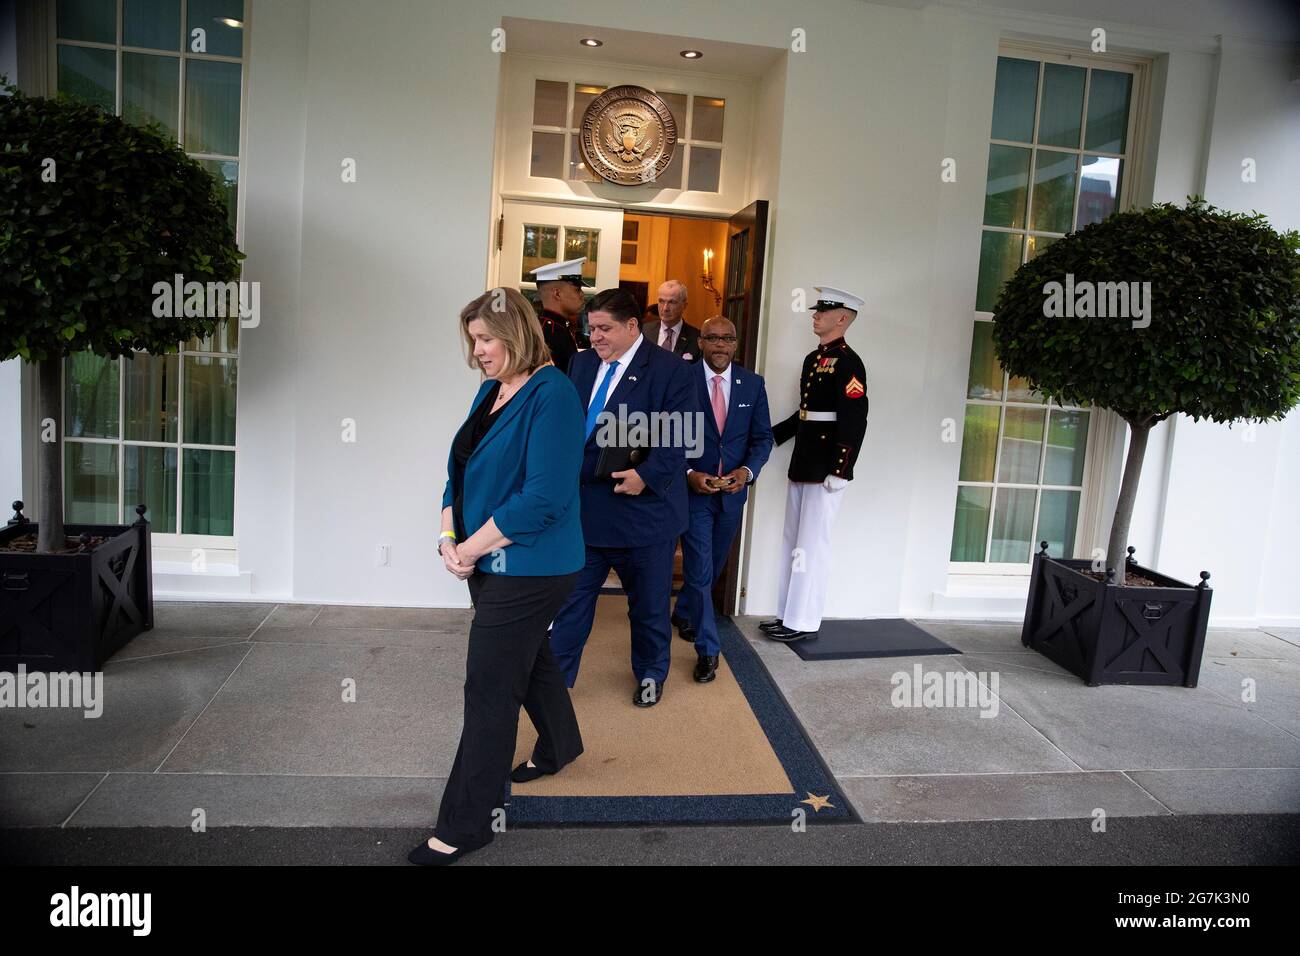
left=569, top=336, right=698, bottom=547
left=691, top=363, right=774, bottom=514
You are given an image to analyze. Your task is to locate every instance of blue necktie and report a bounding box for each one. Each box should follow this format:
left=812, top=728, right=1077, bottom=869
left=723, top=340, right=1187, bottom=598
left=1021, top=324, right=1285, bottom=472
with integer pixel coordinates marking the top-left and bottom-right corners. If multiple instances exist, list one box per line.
left=585, top=361, right=618, bottom=439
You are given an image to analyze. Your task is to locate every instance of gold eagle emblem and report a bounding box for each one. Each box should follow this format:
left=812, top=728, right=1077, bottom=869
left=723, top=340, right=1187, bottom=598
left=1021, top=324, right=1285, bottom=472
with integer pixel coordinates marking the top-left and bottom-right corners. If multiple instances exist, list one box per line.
left=605, top=113, right=651, bottom=163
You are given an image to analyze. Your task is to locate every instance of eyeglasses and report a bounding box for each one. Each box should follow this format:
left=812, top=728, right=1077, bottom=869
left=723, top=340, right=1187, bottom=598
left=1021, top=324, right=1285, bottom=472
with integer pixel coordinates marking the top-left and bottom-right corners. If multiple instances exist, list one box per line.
left=699, top=335, right=737, bottom=343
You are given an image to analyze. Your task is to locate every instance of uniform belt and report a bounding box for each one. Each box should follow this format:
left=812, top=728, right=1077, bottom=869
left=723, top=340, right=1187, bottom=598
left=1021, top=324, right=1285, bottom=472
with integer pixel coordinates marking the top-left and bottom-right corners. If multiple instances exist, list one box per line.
left=799, top=410, right=837, bottom=421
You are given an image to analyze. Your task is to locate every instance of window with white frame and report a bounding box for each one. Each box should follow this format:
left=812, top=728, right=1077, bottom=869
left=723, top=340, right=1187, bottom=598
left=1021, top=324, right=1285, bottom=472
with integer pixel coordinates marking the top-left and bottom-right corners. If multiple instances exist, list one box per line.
left=950, top=49, right=1141, bottom=567
left=52, top=0, right=246, bottom=538
left=529, top=79, right=724, bottom=192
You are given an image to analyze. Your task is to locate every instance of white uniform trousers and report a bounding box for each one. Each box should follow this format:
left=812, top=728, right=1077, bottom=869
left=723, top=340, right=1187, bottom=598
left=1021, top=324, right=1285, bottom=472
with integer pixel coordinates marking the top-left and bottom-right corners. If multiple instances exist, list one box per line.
left=776, top=480, right=846, bottom=632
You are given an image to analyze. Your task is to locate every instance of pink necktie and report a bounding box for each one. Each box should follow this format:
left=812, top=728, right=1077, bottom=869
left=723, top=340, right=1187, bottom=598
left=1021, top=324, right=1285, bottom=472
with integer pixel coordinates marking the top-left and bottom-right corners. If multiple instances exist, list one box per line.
left=711, top=375, right=727, bottom=475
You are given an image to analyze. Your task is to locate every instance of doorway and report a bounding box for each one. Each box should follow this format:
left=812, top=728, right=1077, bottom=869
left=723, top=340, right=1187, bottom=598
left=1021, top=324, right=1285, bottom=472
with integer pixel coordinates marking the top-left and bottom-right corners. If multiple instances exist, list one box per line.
left=498, top=198, right=769, bottom=614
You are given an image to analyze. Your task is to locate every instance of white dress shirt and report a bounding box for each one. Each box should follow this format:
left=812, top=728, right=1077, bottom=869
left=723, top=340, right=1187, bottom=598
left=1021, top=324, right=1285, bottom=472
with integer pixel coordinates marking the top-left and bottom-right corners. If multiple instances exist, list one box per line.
left=587, top=332, right=645, bottom=410
left=658, top=320, right=684, bottom=351
left=689, top=362, right=752, bottom=482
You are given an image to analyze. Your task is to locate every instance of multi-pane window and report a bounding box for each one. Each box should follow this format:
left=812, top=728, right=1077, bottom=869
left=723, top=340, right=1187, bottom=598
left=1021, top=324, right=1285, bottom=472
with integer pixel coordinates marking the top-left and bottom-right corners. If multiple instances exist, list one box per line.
left=951, top=51, right=1137, bottom=566
left=520, top=223, right=599, bottom=286
left=529, top=79, right=724, bottom=192
left=54, top=0, right=245, bottom=537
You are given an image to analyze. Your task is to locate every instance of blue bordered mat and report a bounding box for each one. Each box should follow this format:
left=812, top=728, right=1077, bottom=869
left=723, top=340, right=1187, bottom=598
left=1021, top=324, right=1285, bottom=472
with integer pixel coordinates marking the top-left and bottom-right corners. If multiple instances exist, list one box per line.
left=506, top=615, right=857, bottom=826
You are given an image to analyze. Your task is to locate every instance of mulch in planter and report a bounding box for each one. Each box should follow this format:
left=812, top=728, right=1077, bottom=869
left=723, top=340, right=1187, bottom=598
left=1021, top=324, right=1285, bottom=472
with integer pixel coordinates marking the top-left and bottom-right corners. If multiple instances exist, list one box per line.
left=0, top=532, right=112, bottom=554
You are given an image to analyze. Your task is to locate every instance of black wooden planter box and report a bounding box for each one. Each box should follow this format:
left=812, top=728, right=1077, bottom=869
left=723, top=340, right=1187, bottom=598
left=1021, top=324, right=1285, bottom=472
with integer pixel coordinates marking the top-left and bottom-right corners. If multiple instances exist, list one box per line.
left=0, top=506, right=154, bottom=672
left=1020, top=544, right=1212, bottom=687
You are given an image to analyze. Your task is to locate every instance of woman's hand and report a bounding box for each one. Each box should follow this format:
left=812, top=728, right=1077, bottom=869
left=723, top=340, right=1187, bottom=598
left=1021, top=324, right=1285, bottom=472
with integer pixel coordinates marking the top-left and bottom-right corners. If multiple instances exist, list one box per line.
left=440, top=538, right=476, bottom=580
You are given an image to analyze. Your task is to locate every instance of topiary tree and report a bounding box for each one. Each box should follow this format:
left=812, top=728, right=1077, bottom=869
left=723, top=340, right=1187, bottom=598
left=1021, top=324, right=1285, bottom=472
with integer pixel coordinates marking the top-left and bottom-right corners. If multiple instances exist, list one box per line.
left=991, top=197, right=1300, bottom=585
left=0, top=80, right=243, bottom=552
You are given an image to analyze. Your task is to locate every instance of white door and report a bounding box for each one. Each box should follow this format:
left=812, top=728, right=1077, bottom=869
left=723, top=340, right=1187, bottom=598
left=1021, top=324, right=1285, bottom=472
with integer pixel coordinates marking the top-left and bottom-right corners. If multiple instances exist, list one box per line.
left=499, top=200, right=624, bottom=296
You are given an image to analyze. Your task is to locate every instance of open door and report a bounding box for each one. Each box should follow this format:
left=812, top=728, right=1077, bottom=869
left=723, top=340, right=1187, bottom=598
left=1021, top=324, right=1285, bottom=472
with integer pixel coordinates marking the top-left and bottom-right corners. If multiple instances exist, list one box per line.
left=713, top=199, right=769, bottom=616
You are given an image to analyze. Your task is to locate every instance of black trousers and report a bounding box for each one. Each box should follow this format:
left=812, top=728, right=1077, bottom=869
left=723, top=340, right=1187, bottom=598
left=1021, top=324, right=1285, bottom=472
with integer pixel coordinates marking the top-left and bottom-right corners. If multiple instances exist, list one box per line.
left=433, top=570, right=582, bottom=849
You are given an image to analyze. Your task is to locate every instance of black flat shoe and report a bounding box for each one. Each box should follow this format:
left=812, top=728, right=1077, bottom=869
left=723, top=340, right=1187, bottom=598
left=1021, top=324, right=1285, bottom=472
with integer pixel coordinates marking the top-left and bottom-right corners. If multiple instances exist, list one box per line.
left=767, top=625, right=817, bottom=642
left=408, top=839, right=471, bottom=866
left=511, top=761, right=553, bottom=783
left=693, top=655, right=718, bottom=683
left=634, top=679, right=664, bottom=707
left=758, top=618, right=783, bottom=632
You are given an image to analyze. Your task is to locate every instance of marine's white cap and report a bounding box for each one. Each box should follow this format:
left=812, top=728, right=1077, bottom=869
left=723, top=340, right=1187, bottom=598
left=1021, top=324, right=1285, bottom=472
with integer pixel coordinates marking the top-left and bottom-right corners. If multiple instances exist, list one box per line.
left=811, top=285, right=864, bottom=313
left=530, top=257, right=587, bottom=287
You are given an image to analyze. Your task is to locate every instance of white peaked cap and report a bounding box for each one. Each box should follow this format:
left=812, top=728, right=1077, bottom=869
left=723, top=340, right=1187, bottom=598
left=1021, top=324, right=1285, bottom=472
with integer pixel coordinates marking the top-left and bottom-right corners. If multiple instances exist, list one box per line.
left=530, top=257, right=587, bottom=283
left=811, top=285, right=865, bottom=313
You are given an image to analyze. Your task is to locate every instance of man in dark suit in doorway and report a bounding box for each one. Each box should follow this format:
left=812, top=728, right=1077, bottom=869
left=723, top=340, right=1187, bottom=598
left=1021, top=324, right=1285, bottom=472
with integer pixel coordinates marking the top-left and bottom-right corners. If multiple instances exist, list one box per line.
left=642, top=279, right=701, bottom=363
left=549, top=288, right=699, bottom=707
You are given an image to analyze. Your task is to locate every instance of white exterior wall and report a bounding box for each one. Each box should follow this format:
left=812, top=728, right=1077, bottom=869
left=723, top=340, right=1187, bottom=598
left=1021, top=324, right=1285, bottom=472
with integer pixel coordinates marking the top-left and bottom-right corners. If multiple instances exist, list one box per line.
left=4, top=0, right=1296, bottom=626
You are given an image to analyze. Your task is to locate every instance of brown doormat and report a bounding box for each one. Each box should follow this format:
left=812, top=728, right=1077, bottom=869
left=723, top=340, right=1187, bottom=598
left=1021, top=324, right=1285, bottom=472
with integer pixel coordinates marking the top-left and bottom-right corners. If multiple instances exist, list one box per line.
left=512, top=596, right=792, bottom=798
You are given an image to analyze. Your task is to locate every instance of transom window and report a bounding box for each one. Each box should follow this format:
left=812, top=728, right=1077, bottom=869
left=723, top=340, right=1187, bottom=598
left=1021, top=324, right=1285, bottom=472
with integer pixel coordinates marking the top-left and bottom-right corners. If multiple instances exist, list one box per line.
left=53, top=0, right=246, bottom=538
left=951, top=49, right=1139, bottom=567
left=529, top=79, right=724, bottom=192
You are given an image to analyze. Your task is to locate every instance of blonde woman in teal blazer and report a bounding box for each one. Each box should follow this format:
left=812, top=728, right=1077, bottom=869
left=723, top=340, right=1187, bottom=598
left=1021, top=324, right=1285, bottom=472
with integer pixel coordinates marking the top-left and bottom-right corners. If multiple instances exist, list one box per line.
left=410, top=288, right=585, bottom=866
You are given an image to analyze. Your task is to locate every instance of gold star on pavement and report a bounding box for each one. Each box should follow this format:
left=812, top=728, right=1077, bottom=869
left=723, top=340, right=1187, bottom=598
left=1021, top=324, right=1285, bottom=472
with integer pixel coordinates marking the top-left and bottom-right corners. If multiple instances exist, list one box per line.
left=800, top=793, right=834, bottom=812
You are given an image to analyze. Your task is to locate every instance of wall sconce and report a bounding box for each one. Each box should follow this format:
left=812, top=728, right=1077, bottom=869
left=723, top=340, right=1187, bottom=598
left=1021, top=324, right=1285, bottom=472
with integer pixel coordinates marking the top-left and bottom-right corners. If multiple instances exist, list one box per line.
left=701, top=248, right=721, bottom=308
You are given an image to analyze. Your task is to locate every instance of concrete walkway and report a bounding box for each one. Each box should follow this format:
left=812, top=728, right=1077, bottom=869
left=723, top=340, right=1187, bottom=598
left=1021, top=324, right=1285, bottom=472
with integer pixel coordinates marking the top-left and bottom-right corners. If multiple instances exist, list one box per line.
left=1, top=602, right=1297, bottom=835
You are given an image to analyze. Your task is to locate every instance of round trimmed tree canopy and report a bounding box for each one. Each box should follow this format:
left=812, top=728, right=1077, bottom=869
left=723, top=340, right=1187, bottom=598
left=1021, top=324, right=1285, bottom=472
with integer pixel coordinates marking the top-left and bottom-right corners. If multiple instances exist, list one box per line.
left=991, top=199, right=1300, bottom=425
left=0, top=84, right=244, bottom=362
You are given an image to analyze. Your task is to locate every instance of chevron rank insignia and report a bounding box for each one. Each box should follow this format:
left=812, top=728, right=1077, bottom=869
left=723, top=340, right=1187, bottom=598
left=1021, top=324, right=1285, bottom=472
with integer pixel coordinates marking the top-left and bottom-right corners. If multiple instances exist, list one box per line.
left=845, top=376, right=865, bottom=398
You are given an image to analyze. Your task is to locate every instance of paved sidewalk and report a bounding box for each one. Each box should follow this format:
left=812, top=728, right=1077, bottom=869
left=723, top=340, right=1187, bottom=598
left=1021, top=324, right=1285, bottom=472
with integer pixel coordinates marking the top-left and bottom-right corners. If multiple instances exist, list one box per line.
left=1, top=602, right=1297, bottom=834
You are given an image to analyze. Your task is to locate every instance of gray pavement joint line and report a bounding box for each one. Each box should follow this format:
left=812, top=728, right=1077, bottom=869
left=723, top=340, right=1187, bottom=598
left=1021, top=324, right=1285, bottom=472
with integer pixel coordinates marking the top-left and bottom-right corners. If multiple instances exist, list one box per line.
left=1259, top=627, right=1300, bottom=648
left=308, top=604, right=326, bottom=627
left=102, top=639, right=251, bottom=666
left=59, top=772, right=109, bottom=829
left=150, top=643, right=257, bottom=774
left=1118, top=769, right=1177, bottom=816
left=953, top=655, right=1086, bottom=772
left=1192, top=670, right=1300, bottom=744
left=244, top=605, right=279, bottom=642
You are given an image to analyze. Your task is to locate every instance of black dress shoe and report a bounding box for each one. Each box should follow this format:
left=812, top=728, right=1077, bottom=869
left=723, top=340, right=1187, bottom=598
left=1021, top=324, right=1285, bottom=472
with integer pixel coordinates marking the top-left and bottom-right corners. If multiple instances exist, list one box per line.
left=766, top=625, right=818, bottom=642
left=758, top=618, right=784, bottom=633
left=408, top=838, right=472, bottom=866
left=633, top=679, right=663, bottom=707
left=693, top=655, right=719, bottom=683
left=510, top=761, right=553, bottom=783
left=672, top=615, right=696, bottom=641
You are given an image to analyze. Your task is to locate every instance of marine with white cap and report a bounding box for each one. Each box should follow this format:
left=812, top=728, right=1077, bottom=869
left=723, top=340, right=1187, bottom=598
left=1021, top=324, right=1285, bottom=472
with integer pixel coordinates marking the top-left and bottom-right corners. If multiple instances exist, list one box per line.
left=761, top=285, right=869, bottom=642
left=529, top=257, right=588, bottom=373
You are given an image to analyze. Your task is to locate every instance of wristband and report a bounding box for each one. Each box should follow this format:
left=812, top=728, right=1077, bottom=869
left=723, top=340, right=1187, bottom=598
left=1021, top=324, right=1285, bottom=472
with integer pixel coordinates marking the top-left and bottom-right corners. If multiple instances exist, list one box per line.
left=439, top=531, right=457, bottom=541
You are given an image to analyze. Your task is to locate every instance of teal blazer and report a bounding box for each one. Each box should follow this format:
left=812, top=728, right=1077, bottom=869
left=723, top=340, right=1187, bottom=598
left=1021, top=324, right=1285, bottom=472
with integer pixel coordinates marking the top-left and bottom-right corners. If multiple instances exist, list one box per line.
left=442, top=364, right=585, bottom=576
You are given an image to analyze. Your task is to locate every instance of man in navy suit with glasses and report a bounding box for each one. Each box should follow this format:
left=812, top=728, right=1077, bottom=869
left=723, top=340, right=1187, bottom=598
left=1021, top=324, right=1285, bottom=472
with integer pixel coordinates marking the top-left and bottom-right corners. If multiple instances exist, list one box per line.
left=670, top=316, right=774, bottom=682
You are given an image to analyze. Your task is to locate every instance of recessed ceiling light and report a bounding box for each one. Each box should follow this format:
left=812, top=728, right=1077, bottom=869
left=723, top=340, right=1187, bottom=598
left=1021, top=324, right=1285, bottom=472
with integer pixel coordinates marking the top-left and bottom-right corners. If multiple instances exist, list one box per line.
left=579, top=38, right=603, bottom=47
left=216, top=17, right=243, bottom=28
left=680, top=50, right=703, bottom=59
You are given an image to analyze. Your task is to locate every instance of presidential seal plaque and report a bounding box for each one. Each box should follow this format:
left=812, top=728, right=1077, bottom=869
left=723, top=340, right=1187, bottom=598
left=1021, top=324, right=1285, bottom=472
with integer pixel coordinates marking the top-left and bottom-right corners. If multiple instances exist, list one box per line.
left=579, top=85, right=678, bottom=186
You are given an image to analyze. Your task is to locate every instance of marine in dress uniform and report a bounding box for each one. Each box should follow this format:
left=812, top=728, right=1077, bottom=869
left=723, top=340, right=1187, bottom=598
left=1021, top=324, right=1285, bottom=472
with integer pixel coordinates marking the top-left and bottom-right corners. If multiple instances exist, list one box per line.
left=530, top=257, right=587, bottom=373
left=761, top=286, right=869, bottom=642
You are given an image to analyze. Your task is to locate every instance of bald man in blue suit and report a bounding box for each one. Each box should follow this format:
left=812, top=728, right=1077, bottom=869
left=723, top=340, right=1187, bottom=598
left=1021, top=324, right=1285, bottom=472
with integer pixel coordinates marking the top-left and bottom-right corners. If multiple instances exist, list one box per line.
left=548, top=288, right=699, bottom=708
left=671, top=317, right=773, bottom=683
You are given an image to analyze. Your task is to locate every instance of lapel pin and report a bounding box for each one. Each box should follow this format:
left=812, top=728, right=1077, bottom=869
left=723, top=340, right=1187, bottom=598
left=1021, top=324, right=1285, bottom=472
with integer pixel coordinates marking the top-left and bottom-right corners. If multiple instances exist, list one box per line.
left=628, top=375, right=637, bottom=382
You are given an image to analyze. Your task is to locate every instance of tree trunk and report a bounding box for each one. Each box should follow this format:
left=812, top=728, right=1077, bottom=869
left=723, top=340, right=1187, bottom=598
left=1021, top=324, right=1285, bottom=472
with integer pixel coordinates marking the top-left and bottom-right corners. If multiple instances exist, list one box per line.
left=36, top=356, right=65, bottom=554
left=1106, top=417, right=1151, bottom=587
